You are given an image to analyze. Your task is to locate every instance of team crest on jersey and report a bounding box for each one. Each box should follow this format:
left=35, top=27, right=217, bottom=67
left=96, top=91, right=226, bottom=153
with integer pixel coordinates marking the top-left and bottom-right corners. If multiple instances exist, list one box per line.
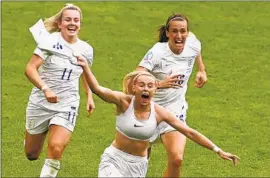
left=143, top=51, right=153, bottom=61
left=188, top=58, right=193, bottom=67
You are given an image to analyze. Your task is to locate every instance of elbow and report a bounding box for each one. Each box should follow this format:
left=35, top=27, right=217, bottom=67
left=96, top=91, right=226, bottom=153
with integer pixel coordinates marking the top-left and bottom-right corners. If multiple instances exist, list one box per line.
left=25, top=65, right=36, bottom=80
left=25, top=66, right=30, bottom=78
left=91, top=86, right=101, bottom=96
left=92, top=88, right=98, bottom=95
left=185, top=129, right=197, bottom=140
left=184, top=131, right=192, bottom=139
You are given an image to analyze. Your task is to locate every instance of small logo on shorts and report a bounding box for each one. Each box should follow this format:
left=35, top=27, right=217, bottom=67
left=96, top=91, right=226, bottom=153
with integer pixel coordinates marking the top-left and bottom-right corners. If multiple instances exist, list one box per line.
left=28, top=120, right=35, bottom=129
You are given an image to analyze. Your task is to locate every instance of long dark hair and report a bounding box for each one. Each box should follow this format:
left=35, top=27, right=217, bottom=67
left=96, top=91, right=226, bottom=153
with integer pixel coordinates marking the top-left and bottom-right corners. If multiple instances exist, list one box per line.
left=158, top=13, right=189, bottom=42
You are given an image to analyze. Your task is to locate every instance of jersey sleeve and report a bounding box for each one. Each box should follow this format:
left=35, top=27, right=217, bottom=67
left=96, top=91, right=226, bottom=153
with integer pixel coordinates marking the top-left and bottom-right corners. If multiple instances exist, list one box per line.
left=33, top=47, right=50, bottom=60
left=187, top=35, right=202, bottom=56
left=138, top=45, right=159, bottom=71
left=82, top=43, right=94, bottom=66
left=188, top=31, right=196, bottom=38
left=193, top=39, right=202, bottom=55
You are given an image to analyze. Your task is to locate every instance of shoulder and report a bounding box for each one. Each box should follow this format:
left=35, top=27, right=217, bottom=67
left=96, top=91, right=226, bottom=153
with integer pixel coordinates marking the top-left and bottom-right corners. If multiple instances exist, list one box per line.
left=78, top=39, right=94, bottom=52
left=154, top=103, right=170, bottom=120
left=152, top=42, right=167, bottom=52
left=147, top=42, right=167, bottom=57
left=186, top=31, right=201, bottom=45
left=115, top=91, right=132, bottom=105
left=188, top=31, right=196, bottom=38
left=186, top=32, right=201, bottom=53
left=77, top=39, right=94, bottom=64
left=118, top=94, right=133, bottom=113
left=122, top=94, right=132, bottom=104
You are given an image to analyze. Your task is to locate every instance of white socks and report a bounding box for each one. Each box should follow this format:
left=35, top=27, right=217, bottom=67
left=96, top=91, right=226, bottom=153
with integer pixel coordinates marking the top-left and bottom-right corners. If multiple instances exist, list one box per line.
left=40, top=159, right=60, bottom=177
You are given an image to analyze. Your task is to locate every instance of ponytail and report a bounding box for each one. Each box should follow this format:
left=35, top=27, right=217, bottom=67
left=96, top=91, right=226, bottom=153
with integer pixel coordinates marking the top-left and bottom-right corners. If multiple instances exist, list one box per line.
left=123, top=71, right=140, bottom=95
left=158, top=25, right=168, bottom=42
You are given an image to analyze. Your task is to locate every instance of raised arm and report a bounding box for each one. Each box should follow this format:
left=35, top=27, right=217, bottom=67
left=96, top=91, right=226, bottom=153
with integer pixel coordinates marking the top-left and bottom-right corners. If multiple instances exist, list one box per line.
left=155, top=104, right=240, bottom=166
left=77, top=56, right=126, bottom=106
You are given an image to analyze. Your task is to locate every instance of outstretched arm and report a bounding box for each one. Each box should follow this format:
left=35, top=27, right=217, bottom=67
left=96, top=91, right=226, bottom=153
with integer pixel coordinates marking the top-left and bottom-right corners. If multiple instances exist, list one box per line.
left=156, top=104, right=240, bottom=166
left=77, top=56, right=126, bottom=106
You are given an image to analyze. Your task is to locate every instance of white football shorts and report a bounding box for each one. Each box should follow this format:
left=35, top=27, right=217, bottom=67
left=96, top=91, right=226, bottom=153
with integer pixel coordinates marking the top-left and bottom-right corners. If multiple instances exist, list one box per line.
left=98, top=145, right=148, bottom=177
left=26, top=106, right=78, bottom=134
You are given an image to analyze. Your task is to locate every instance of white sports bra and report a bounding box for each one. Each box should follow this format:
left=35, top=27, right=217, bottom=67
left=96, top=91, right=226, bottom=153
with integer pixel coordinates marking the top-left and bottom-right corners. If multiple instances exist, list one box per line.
left=116, top=97, right=158, bottom=141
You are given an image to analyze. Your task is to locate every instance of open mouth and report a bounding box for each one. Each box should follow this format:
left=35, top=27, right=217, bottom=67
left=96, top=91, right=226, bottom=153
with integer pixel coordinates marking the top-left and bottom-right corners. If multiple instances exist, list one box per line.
left=141, top=92, right=150, bottom=99
left=175, top=40, right=184, bottom=45
left=67, top=26, right=77, bottom=32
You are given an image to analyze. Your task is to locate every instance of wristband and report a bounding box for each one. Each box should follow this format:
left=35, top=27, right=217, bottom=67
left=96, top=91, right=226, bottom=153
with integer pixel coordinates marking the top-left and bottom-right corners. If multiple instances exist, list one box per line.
left=213, top=145, right=220, bottom=153
left=41, top=85, right=49, bottom=92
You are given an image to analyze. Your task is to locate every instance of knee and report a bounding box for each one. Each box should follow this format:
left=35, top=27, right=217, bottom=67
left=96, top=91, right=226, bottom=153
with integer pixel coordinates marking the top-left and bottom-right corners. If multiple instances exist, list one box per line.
left=169, top=154, right=184, bottom=168
left=48, top=141, right=65, bottom=158
left=25, top=152, right=39, bottom=161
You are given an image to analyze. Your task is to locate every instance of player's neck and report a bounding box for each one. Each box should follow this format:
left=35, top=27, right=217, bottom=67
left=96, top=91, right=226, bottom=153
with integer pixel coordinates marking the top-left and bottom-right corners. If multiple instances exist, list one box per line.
left=133, top=102, right=151, bottom=112
left=168, top=42, right=183, bottom=55
left=61, top=33, right=78, bottom=44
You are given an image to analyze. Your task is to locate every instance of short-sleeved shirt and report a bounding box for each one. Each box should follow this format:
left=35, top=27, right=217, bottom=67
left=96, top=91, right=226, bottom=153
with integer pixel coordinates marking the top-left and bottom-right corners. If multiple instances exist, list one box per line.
left=28, top=32, right=94, bottom=113
left=138, top=32, right=201, bottom=109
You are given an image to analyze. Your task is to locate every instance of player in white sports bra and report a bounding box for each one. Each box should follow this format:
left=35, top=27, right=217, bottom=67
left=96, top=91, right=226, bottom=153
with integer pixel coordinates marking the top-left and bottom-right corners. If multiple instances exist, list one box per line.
left=76, top=58, right=240, bottom=177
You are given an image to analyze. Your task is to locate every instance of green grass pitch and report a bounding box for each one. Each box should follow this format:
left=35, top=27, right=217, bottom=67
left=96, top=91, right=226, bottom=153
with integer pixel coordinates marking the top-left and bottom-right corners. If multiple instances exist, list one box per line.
left=2, top=1, right=270, bottom=177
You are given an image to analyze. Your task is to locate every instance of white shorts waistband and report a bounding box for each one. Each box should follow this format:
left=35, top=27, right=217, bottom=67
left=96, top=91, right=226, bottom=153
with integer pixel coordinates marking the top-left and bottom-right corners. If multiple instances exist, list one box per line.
left=106, top=145, right=147, bottom=162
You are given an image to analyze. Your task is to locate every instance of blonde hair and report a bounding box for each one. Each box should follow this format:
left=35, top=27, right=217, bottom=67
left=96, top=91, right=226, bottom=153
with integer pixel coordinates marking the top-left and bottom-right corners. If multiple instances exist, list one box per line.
left=44, top=3, right=82, bottom=33
left=123, top=71, right=157, bottom=95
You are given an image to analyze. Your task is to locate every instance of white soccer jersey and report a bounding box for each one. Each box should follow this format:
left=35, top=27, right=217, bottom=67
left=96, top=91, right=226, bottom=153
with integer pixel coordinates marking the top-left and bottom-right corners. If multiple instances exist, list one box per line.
left=138, top=32, right=201, bottom=110
left=28, top=32, right=94, bottom=113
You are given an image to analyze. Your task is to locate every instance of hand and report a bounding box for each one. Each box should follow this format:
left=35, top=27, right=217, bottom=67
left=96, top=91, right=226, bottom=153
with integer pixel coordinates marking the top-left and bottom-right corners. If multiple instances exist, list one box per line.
left=217, top=150, right=240, bottom=166
left=76, top=55, right=88, bottom=68
left=44, top=88, right=58, bottom=103
left=195, top=71, right=207, bottom=88
left=86, top=93, right=95, bottom=115
left=158, top=74, right=184, bottom=89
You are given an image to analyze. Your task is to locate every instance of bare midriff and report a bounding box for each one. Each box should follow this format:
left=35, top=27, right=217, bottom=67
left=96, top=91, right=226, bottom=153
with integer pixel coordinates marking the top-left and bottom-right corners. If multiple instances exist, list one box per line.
left=112, top=131, right=150, bottom=157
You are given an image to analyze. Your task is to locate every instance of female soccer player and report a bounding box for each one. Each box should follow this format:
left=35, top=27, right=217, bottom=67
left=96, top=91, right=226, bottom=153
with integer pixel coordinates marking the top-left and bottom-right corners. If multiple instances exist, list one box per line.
left=76, top=56, right=240, bottom=177
left=136, top=13, right=207, bottom=177
left=24, top=3, right=94, bottom=177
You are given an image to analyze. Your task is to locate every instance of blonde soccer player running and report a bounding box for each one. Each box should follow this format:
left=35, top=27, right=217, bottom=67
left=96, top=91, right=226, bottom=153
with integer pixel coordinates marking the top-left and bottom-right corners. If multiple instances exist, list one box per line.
left=75, top=56, right=240, bottom=177
left=24, top=4, right=94, bottom=177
